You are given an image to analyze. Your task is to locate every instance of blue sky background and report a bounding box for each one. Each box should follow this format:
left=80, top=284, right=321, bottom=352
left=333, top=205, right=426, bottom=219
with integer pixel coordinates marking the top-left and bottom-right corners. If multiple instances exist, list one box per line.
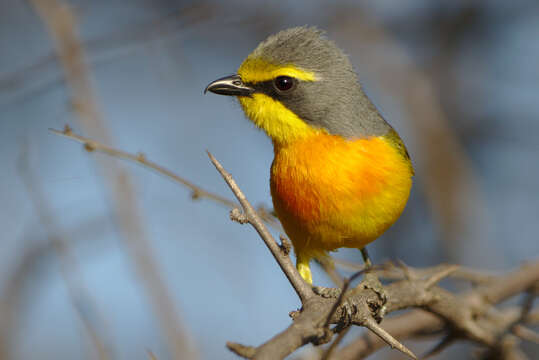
left=1, top=1, right=538, bottom=359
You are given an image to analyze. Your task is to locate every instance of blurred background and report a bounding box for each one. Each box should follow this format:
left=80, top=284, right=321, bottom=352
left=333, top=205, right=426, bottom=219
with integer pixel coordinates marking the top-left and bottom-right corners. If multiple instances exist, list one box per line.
left=1, top=0, right=538, bottom=359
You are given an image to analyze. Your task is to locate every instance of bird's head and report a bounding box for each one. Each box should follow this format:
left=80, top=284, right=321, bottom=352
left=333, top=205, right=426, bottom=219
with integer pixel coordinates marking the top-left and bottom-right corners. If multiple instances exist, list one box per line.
left=205, top=27, right=389, bottom=145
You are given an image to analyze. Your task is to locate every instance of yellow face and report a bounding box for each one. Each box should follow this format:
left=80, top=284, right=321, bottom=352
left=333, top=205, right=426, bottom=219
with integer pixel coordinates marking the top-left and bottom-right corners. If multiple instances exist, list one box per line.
left=237, top=57, right=324, bottom=146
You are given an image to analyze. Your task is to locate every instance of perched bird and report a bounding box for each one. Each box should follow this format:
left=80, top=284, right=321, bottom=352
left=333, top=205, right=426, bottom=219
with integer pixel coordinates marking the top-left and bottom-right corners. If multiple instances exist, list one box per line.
left=205, top=27, right=413, bottom=285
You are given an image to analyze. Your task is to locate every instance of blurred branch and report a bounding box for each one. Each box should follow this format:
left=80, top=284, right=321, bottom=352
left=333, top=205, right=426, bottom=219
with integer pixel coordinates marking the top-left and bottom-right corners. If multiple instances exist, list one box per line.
left=0, top=215, right=110, bottom=360
left=329, top=8, right=486, bottom=261
left=49, top=126, right=282, bottom=230
left=30, top=1, right=197, bottom=359
left=17, top=146, right=111, bottom=360
left=49, top=126, right=282, bottom=229
left=0, top=2, right=216, bottom=104
left=334, top=258, right=497, bottom=284
left=50, top=125, right=236, bottom=208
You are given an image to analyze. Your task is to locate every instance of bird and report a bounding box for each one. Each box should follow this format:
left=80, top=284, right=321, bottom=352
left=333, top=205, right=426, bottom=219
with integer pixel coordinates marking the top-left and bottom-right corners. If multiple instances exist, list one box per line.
left=205, top=26, right=413, bottom=285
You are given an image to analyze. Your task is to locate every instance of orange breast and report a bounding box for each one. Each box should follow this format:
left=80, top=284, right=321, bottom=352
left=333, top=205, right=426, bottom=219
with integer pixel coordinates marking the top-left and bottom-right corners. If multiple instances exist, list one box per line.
left=270, top=133, right=413, bottom=260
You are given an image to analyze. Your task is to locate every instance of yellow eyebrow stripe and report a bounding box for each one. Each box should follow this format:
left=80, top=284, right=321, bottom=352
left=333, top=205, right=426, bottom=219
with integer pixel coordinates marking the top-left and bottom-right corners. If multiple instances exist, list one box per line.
left=238, top=58, right=316, bottom=83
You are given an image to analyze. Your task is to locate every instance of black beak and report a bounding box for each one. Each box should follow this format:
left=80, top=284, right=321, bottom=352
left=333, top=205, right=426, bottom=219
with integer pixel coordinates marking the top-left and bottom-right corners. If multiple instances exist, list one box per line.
left=204, top=74, right=254, bottom=96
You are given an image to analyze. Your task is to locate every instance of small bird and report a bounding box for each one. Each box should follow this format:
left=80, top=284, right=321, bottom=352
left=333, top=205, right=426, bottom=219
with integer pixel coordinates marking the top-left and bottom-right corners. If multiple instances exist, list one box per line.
left=205, top=27, right=413, bottom=285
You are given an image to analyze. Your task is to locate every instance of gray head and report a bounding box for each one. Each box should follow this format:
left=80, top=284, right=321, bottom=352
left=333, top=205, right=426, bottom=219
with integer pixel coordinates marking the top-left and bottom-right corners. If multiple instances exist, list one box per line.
left=206, top=26, right=391, bottom=138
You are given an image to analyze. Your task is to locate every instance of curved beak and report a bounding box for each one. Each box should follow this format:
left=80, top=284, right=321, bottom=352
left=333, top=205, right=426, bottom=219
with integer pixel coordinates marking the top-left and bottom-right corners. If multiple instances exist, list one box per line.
left=204, top=74, right=254, bottom=96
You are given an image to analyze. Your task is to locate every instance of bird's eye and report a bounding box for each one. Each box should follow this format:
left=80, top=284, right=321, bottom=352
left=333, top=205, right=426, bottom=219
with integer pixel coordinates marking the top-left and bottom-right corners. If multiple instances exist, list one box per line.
left=274, top=76, right=295, bottom=92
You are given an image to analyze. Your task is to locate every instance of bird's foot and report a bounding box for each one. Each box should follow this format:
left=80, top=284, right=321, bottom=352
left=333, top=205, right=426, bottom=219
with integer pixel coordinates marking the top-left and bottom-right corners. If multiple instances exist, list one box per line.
left=361, top=272, right=387, bottom=322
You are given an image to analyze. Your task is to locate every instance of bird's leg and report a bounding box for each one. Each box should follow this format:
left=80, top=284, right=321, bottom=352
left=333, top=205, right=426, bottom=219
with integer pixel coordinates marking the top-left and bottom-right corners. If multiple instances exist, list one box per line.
left=360, top=247, right=387, bottom=322
left=361, top=248, right=372, bottom=268
left=297, top=256, right=313, bottom=285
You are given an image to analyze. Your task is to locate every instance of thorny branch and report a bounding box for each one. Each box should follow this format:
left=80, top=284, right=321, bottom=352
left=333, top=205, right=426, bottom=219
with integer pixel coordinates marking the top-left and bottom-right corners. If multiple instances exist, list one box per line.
left=207, top=153, right=539, bottom=360
left=53, top=126, right=539, bottom=359
left=207, top=151, right=314, bottom=303
left=208, top=155, right=539, bottom=359
left=49, top=126, right=282, bottom=229
left=50, top=125, right=236, bottom=208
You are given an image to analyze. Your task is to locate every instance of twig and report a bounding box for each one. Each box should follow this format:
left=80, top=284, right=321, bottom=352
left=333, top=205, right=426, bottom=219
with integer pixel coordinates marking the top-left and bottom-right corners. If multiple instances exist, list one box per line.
left=424, top=265, right=460, bottom=289
left=49, top=126, right=284, bottom=232
left=206, top=146, right=539, bottom=359
left=49, top=126, right=237, bottom=209
left=226, top=342, right=257, bottom=359
left=330, top=310, right=444, bottom=359
left=512, top=325, right=539, bottom=344
left=334, top=262, right=539, bottom=359
left=334, top=258, right=495, bottom=284
left=362, top=317, right=417, bottom=359
left=208, top=152, right=423, bottom=359
left=207, top=151, right=314, bottom=302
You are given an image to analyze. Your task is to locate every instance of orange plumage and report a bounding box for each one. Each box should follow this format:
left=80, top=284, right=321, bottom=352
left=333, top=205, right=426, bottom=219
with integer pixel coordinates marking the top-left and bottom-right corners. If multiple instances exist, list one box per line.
left=271, top=132, right=413, bottom=264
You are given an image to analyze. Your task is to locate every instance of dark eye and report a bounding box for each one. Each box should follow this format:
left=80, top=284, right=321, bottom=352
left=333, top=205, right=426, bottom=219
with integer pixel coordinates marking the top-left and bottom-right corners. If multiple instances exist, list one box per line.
left=274, top=76, right=295, bottom=92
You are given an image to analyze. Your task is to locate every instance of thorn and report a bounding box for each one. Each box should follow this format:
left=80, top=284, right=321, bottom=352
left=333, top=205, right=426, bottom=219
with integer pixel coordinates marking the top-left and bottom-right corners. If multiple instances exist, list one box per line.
left=230, top=208, right=248, bottom=224
left=226, top=341, right=256, bottom=359
left=363, top=317, right=417, bottom=359
left=424, top=265, right=460, bottom=289
left=136, top=152, right=146, bottom=162
left=191, top=190, right=201, bottom=200
left=83, top=141, right=95, bottom=152
left=63, top=124, right=73, bottom=135
left=289, top=309, right=301, bottom=319
left=421, top=333, right=456, bottom=359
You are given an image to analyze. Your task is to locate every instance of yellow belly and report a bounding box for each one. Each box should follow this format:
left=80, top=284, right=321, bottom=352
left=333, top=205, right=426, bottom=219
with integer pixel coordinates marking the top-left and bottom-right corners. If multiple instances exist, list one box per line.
left=270, top=132, right=413, bottom=262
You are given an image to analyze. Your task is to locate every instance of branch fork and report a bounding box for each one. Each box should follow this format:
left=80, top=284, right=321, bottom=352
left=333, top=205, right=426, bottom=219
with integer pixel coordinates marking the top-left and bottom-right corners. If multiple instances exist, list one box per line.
left=50, top=126, right=539, bottom=360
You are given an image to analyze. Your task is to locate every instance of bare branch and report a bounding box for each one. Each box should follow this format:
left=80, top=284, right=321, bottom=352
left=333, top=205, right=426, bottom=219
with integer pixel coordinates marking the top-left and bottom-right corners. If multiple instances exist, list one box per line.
left=226, top=342, right=257, bottom=359
left=50, top=126, right=237, bottom=209
left=207, top=151, right=314, bottom=302
left=49, top=126, right=283, bottom=231
left=512, top=325, right=539, bottom=344
left=331, top=310, right=444, bottom=359
left=206, top=148, right=538, bottom=360
left=362, top=317, right=417, bottom=359
left=424, top=265, right=460, bottom=289
left=335, top=258, right=496, bottom=284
